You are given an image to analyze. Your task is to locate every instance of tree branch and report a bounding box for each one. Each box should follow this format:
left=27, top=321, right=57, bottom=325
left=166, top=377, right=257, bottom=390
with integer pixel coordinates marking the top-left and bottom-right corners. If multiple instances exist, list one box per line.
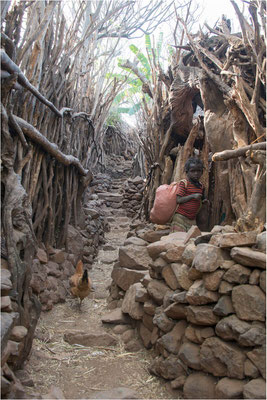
left=14, top=116, right=89, bottom=176
left=212, top=143, right=266, bottom=161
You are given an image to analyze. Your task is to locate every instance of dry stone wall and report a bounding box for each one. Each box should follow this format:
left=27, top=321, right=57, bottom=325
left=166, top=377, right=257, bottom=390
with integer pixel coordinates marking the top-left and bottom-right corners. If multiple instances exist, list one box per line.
left=107, top=225, right=266, bottom=399
left=1, top=181, right=110, bottom=398
left=122, top=177, right=145, bottom=219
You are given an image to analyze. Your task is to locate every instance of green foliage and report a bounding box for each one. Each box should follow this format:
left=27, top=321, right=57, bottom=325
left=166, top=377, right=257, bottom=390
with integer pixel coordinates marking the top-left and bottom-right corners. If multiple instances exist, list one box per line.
left=105, top=110, right=122, bottom=126
left=129, top=44, right=151, bottom=77
left=111, top=32, right=167, bottom=120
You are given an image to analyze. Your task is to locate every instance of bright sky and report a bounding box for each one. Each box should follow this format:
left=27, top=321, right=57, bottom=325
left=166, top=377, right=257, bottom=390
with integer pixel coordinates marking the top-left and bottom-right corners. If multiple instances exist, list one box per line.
left=199, top=0, right=244, bottom=31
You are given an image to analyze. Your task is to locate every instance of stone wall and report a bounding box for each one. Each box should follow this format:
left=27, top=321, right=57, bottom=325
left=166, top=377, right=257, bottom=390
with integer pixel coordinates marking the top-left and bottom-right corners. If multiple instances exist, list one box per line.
left=107, top=225, right=266, bottom=399
left=122, top=177, right=145, bottom=219
left=1, top=193, right=109, bottom=398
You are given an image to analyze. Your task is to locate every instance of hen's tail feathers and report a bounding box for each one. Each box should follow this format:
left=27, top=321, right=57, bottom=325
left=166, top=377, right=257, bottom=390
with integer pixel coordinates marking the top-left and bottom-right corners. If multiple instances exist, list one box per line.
left=75, top=260, right=83, bottom=275
left=81, top=269, right=88, bottom=283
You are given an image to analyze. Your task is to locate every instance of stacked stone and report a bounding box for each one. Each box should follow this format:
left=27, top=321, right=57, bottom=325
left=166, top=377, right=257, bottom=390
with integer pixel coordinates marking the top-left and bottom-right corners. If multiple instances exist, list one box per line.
left=89, top=173, right=113, bottom=194
left=122, top=177, right=144, bottom=218
left=107, top=226, right=266, bottom=399
left=30, top=198, right=109, bottom=311
left=1, top=261, right=30, bottom=397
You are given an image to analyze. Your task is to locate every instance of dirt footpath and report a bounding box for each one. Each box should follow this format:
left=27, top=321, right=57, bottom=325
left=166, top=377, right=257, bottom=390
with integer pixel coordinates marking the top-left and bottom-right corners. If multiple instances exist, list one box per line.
left=25, top=209, right=174, bottom=399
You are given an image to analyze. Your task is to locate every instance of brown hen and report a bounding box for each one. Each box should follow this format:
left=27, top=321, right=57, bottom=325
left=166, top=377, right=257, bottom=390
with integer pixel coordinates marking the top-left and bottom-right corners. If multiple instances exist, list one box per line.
left=69, top=260, right=92, bottom=308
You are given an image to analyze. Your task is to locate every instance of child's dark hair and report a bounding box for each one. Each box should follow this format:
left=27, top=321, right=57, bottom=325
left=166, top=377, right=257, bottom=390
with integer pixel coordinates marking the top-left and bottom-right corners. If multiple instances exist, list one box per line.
left=184, top=157, right=204, bottom=172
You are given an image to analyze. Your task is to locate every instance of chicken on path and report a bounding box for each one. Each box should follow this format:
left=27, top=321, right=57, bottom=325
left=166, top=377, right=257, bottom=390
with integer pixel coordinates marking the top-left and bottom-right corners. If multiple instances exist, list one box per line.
left=69, top=260, right=92, bottom=308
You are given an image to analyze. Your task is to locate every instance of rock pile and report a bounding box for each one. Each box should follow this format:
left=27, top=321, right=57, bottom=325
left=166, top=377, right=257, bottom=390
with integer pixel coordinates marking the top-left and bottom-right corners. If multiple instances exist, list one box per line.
left=1, top=264, right=28, bottom=398
left=122, top=177, right=145, bottom=219
left=30, top=195, right=110, bottom=311
left=106, top=225, right=266, bottom=399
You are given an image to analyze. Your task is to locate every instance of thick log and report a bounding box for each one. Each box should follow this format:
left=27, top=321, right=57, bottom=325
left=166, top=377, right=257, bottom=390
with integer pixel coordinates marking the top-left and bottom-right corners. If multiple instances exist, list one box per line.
left=212, top=143, right=266, bottom=161
left=14, top=116, right=89, bottom=176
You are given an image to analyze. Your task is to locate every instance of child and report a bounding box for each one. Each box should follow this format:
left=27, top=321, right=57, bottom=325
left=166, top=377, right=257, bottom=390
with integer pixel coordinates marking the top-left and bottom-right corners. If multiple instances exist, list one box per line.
left=171, top=157, right=208, bottom=232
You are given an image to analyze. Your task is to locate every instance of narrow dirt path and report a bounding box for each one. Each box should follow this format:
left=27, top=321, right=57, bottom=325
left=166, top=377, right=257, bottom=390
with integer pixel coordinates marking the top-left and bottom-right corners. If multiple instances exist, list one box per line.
left=25, top=181, right=173, bottom=399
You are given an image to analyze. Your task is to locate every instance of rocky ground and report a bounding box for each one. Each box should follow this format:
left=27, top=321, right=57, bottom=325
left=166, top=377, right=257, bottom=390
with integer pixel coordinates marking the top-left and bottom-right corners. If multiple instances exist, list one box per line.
left=23, top=179, right=175, bottom=399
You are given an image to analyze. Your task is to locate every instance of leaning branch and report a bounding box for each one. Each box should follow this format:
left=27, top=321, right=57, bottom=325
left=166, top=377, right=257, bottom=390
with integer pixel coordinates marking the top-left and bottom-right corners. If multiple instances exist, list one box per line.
left=1, top=49, right=62, bottom=117
left=212, top=143, right=266, bottom=161
left=14, top=116, right=89, bottom=176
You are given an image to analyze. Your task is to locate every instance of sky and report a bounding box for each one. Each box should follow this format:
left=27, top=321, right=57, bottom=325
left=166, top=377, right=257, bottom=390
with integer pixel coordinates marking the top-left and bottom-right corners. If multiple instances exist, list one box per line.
left=199, top=0, right=244, bottom=31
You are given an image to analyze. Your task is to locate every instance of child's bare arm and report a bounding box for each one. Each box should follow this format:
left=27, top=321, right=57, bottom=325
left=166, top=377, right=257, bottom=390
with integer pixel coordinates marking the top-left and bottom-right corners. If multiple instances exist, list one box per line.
left=177, top=193, right=202, bottom=204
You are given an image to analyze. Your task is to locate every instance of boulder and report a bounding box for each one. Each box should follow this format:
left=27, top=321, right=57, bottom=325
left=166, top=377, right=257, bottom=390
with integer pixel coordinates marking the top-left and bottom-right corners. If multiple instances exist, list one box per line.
left=249, top=268, right=261, bottom=285
left=256, top=231, right=266, bottom=252
left=230, top=247, right=266, bottom=269
left=149, top=355, right=186, bottom=380
left=181, top=242, right=197, bottom=266
left=142, top=313, right=154, bottom=331
left=162, top=265, right=179, bottom=290
left=186, top=305, right=220, bottom=326
left=1, top=269, right=12, bottom=295
left=142, top=229, right=170, bottom=243
left=223, top=264, right=251, bottom=284
left=185, top=325, right=214, bottom=344
left=164, top=303, right=187, bottom=320
left=121, top=283, right=144, bottom=320
left=147, top=232, right=186, bottom=260
left=244, top=359, right=260, bottom=378
left=260, top=270, right=266, bottom=293
left=232, top=285, right=266, bottom=321
left=150, top=257, right=168, bottom=274
left=143, top=300, right=156, bottom=316
left=49, top=249, right=66, bottom=264
left=200, top=337, right=246, bottom=379
left=186, top=279, right=219, bottom=305
left=210, top=231, right=258, bottom=248
left=170, top=375, right=186, bottom=390
left=146, top=241, right=174, bottom=260
left=157, top=320, right=187, bottom=354
left=101, top=308, right=130, bottom=325
left=135, top=284, right=149, bottom=303
left=203, top=269, right=224, bottom=291
left=183, top=372, right=217, bottom=399
left=213, top=295, right=234, bottom=316
left=219, top=280, right=234, bottom=294
left=46, top=261, right=61, bottom=278
left=184, top=225, right=202, bottom=244
left=138, top=323, right=152, bottom=348
left=161, top=244, right=186, bottom=263
left=193, top=244, right=230, bottom=272
left=172, top=291, right=188, bottom=303
left=243, top=378, right=266, bottom=399
left=123, top=237, right=147, bottom=246
left=1, top=312, right=19, bottom=351
left=188, top=265, right=203, bottom=281
left=119, top=246, right=151, bottom=270
left=36, top=248, right=48, bottom=263
left=171, top=263, right=193, bottom=290
left=111, top=267, right=147, bottom=291
left=215, top=377, right=245, bottom=399
left=1, top=296, right=12, bottom=311
left=153, top=311, right=175, bottom=333
left=247, top=345, right=266, bottom=379
left=10, top=326, right=28, bottom=342
left=215, top=314, right=251, bottom=343
left=178, top=342, right=201, bottom=370
left=147, top=279, right=173, bottom=305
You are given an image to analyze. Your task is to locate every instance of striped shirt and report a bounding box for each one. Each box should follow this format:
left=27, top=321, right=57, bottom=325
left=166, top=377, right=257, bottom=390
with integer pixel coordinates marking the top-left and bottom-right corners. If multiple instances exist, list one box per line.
left=176, top=180, right=204, bottom=220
